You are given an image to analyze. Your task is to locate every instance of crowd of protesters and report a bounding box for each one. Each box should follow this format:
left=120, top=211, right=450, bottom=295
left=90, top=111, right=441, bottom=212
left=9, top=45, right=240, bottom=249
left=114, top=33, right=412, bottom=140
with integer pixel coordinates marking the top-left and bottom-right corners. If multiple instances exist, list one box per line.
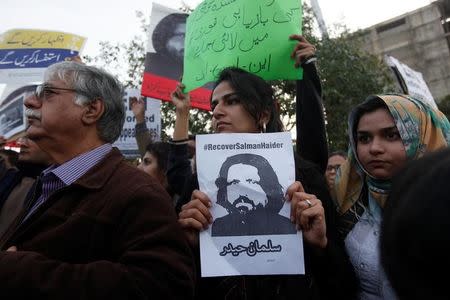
left=0, top=25, right=448, bottom=300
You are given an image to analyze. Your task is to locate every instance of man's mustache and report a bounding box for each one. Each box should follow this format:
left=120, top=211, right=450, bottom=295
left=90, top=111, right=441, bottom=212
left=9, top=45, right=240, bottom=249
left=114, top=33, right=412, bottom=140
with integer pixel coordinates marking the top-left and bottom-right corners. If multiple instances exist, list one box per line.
left=25, top=108, right=41, bottom=120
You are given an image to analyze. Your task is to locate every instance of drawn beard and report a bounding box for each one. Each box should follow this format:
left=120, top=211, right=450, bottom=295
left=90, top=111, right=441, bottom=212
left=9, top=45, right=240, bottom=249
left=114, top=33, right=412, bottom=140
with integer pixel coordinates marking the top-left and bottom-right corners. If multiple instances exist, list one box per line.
left=231, top=195, right=261, bottom=215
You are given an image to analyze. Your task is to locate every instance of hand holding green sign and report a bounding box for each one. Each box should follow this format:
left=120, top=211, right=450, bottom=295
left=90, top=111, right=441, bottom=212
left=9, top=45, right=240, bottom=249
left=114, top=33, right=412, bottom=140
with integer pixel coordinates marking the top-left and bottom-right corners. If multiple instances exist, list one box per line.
left=182, top=0, right=303, bottom=92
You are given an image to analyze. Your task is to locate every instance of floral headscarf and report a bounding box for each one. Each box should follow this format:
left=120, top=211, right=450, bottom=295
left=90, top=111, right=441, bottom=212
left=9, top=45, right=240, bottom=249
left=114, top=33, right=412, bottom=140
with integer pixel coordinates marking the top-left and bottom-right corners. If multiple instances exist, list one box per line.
left=333, top=94, right=450, bottom=214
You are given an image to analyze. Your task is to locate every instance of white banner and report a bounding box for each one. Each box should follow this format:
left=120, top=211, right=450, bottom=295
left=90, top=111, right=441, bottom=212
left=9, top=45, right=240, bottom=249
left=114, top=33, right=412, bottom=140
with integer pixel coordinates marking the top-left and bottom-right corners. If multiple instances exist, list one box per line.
left=385, top=55, right=436, bottom=108
left=197, top=132, right=304, bottom=277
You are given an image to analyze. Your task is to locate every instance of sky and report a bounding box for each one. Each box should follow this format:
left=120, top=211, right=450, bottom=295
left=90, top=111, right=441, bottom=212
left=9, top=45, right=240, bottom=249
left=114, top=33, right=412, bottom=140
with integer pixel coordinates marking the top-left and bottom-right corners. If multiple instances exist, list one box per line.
left=0, top=0, right=432, bottom=97
left=1, top=0, right=432, bottom=57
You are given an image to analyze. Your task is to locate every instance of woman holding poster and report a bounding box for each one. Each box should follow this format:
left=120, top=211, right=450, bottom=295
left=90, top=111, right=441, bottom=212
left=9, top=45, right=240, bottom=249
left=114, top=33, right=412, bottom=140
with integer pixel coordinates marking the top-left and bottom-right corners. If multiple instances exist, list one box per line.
left=173, top=36, right=358, bottom=300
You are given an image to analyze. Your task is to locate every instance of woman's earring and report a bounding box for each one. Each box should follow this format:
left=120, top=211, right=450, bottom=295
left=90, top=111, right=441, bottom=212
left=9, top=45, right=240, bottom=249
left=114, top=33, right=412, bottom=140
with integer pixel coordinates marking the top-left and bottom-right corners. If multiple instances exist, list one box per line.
left=262, top=122, right=266, bottom=133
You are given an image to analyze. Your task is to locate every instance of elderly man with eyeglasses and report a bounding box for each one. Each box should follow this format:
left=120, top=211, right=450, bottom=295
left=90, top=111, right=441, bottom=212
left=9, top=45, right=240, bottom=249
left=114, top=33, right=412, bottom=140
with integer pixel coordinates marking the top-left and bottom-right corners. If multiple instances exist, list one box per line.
left=0, top=61, right=195, bottom=299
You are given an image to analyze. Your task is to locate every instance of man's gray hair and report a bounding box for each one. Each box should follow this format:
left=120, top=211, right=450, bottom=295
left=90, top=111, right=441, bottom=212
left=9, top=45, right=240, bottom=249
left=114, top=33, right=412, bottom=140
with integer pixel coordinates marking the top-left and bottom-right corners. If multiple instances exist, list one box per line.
left=44, top=61, right=125, bottom=143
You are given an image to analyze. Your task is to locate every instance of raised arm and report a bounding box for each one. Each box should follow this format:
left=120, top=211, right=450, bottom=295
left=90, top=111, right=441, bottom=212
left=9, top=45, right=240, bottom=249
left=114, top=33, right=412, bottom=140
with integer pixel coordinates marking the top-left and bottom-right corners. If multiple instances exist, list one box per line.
left=131, top=97, right=152, bottom=157
left=290, top=35, right=328, bottom=173
left=167, top=84, right=194, bottom=198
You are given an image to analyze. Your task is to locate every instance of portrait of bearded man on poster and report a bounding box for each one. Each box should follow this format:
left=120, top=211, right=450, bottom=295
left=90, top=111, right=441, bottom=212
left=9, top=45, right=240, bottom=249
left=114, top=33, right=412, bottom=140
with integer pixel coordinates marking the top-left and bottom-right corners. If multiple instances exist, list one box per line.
left=211, top=153, right=296, bottom=237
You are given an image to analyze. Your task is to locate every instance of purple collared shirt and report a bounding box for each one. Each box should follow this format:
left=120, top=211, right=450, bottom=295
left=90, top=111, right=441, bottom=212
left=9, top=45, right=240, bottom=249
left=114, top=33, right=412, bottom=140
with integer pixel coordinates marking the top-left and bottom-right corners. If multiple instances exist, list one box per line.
left=23, top=143, right=113, bottom=221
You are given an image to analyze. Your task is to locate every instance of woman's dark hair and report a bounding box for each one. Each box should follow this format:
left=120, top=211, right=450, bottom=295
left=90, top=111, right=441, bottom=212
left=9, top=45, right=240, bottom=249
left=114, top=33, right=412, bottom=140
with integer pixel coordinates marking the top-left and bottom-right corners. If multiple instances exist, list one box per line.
left=212, top=67, right=284, bottom=133
left=350, top=96, right=387, bottom=146
left=145, top=142, right=170, bottom=173
left=152, top=13, right=188, bottom=56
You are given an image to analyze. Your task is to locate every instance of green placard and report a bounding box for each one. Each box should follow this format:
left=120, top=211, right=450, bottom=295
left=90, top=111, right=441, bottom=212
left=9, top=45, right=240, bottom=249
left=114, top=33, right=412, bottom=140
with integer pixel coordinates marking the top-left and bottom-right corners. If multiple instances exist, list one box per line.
left=182, top=0, right=303, bottom=92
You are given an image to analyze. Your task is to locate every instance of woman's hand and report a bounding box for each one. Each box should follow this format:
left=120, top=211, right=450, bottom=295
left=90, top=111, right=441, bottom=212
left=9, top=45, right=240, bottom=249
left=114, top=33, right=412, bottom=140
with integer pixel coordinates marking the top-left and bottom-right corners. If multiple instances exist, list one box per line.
left=178, top=189, right=213, bottom=246
left=286, top=181, right=327, bottom=249
left=130, top=96, right=146, bottom=124
left=289, top=34, right=317, bottom=68
left=171, top=83, right=191, bottom=141
left=171, top=83, right=191, bottom=115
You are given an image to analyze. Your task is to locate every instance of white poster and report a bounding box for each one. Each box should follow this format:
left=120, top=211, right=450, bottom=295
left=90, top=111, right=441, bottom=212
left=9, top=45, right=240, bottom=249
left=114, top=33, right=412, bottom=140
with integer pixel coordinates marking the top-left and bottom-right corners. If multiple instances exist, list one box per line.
left=113, top=89, right=161, bottom=158
left=385, top=55, right=436, bottom=108
left=197, top=132, right=305, bottom=277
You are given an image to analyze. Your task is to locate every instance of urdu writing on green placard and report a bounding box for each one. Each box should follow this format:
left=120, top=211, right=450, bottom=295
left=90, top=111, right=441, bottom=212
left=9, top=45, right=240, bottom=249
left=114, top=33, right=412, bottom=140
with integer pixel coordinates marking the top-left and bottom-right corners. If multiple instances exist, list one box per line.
left=182, top=0, right=303, bottom=92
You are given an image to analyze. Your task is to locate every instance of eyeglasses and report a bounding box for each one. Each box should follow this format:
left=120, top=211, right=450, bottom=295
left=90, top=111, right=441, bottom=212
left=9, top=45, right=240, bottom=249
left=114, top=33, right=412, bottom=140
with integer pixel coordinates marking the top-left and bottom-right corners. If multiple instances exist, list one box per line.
left=326, top=164, right=342, bottom=172
left=35, top=84, right=80, bottom=100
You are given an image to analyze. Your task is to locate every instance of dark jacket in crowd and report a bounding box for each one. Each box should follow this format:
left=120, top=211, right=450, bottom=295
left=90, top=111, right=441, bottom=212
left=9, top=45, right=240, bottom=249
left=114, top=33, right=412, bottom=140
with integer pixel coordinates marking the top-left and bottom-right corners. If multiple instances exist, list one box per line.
left=0, top=148, right=195, bottom=300
left=0, top=157, right=48, bottom=237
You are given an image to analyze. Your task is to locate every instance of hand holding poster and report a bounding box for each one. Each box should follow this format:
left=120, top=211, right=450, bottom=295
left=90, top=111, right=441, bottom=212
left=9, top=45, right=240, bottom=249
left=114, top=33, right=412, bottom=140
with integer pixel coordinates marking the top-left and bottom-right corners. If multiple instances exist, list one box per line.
left=196, top=132, right=304, bottom=277
left=183, top=0, right=303, bottom=92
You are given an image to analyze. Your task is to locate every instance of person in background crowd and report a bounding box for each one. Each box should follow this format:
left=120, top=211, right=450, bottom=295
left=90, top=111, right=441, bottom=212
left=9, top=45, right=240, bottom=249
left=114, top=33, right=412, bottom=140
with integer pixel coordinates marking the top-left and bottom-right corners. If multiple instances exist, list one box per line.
left=137, top=141, right=178, bottom=203
left=0, top=136, right=52, bottom=237
left=325, top=151, right=347, bottom=190
left=131, top=96, right=155, bottom=158
left=130, top=95, right=196, bottom=162
left=137, top=142, right=170, bottom=186
left=381, top=147, right=450, bottom=300
left=131, top=95, right=194, bottom=201
left=332, top=94, right=450, bottom=300
left=0, top=61, right=195, bottom=299
left=0, top=149, right=18, bottom=169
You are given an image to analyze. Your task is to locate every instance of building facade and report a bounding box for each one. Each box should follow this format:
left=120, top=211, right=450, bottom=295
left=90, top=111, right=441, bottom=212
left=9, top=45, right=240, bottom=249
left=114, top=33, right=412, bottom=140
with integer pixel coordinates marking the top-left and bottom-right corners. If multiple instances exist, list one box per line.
left=356, top=0, right=450, bottom=101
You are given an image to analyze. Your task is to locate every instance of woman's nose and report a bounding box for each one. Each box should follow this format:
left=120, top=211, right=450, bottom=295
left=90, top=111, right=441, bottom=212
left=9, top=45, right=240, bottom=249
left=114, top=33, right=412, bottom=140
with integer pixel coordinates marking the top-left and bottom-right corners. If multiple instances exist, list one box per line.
left=369, top=137, right=385, bottom=154
left=212, top=101, right=225, bottom=119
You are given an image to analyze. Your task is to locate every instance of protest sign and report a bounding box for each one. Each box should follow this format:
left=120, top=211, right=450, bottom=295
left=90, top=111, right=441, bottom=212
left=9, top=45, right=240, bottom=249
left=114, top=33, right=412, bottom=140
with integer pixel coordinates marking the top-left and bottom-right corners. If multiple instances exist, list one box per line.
left=113, top=89, right=161, bottom=158
left=196, top=132, right=304, bottom=277
left=183, top=0, right=303, bottom=92
left=0, top=29, right=86, bottom=84
left=0, top=91, right=26, bottom=139
left=385, top=55, right=436, bottom=108
left=0, top=84, right=36, bottom=138
left=141, top=3, right=212, bottom=111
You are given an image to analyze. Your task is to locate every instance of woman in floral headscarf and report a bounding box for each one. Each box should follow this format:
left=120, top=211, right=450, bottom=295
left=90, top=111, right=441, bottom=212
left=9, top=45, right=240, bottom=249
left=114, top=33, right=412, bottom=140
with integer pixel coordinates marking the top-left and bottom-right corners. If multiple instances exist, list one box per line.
left=332, top=94, right=450, bottom=300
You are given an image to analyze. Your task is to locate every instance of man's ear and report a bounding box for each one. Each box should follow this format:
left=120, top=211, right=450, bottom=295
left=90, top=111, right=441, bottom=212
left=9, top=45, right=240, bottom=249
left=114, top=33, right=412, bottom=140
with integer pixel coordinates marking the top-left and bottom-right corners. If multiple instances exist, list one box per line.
left=82, top=98, right=104, bottom=125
